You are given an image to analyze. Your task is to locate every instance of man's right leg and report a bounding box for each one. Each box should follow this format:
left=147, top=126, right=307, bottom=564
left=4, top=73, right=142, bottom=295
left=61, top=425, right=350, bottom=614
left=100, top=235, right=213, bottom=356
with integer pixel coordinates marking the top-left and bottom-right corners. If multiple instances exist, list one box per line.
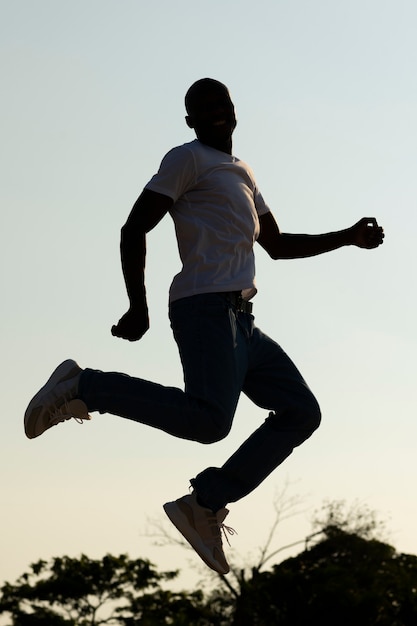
left=79, top=293, right=246, bottom=443
left=25, top=294, right=244, bottom=444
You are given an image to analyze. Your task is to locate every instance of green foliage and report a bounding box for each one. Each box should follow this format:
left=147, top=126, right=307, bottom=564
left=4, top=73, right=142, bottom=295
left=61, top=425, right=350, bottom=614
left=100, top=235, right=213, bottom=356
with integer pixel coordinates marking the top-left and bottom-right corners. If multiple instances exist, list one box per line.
left=0, top=554, right=205, bottom=625
left=222, top=528, right=417, bottom=625
left=206, top=500, right=417, bottom=625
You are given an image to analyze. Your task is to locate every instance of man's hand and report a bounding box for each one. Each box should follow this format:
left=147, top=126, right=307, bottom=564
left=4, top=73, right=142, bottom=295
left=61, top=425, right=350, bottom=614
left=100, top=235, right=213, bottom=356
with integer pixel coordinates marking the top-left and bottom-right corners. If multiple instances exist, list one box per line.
left=351, top=217, right=385, bottom=249
left=111, top=305, right=149, bottom=342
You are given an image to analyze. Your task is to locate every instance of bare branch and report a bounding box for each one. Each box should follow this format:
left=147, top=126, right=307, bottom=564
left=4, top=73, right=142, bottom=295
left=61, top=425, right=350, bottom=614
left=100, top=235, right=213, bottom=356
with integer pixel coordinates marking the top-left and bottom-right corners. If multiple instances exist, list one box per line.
left=143, top=515, right=192, bottom=551
left=254, top=479, right=307, bottom=571
left=260, top=530, right=324, bottom=569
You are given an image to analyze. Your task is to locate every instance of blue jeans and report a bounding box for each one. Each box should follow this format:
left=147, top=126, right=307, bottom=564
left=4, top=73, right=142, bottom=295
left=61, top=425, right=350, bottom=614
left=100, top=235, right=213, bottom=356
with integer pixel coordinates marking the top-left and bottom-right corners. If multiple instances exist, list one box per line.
left=79, top=293, right=321, bottom=511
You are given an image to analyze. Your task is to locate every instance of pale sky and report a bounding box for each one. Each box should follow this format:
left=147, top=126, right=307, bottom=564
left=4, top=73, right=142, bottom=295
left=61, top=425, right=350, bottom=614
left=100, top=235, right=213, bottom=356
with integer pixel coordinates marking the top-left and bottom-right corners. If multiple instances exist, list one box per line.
left=1, top=0, right=416, bottom=595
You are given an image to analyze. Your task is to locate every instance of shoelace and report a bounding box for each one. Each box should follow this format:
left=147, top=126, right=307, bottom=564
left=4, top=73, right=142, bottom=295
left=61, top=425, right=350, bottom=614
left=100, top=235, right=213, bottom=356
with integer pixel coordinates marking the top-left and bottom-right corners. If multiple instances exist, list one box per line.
left=189, top=488, right=237, bottom=546
left=49, top=401, right=85, bottom=426
left=220, top=522, right=237, bottom=546
left=204, top=511, right=237, bottom=547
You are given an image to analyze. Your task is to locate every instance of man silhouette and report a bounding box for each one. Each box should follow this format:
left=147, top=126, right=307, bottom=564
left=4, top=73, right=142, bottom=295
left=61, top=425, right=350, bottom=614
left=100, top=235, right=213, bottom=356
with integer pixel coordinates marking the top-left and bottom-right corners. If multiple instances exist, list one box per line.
left=25, top=78, right=384, bottom=575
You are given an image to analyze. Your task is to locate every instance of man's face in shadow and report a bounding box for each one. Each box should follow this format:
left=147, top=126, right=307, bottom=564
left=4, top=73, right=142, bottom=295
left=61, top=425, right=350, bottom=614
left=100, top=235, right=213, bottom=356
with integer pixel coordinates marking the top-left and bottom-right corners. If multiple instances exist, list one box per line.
left=185, top=81, right=237, bottom=153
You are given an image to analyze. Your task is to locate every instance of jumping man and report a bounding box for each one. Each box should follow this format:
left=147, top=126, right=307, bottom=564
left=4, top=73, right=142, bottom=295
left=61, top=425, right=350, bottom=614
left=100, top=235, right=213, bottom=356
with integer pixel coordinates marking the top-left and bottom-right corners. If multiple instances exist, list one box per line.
left=24, top=78, right=384, bottom=575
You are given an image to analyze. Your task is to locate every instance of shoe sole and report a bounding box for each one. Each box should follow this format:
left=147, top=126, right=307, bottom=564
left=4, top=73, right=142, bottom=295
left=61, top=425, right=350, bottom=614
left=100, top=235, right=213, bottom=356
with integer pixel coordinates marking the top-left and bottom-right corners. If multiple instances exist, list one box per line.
left=24, top=359, right=79, bottom=439
left=163, top=501, right=229, bottom=575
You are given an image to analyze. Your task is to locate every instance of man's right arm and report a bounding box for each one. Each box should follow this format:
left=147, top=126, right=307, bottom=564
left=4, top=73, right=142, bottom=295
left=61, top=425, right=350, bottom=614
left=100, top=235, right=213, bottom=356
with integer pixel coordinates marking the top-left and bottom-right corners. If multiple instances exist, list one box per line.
left=111, top=189, right=173, bottom=341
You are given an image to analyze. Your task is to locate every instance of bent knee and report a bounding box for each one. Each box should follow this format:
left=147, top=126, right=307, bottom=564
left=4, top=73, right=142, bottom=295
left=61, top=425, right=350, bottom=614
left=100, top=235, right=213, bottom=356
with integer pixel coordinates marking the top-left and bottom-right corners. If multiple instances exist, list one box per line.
left=267, top=397, right=321, bottom=437
left=297, top=396, right=321, bottom=435
left=195, top=419, right=232, bottom=445
left=307, top=400, right=321, bottom=434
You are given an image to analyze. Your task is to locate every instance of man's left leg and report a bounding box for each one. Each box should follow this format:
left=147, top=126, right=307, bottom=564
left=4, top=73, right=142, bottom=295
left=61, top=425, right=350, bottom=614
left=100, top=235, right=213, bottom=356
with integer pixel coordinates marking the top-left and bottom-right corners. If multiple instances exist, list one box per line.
left=189, top=320, right=321, bottom=513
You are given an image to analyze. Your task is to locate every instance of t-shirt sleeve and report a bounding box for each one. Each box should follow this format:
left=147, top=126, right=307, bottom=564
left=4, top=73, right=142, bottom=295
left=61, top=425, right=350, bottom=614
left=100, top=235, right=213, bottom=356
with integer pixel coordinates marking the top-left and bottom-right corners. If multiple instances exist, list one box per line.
left=145, top=146, right=196, bottom=202
left=254, top=187, right=271, bottom=216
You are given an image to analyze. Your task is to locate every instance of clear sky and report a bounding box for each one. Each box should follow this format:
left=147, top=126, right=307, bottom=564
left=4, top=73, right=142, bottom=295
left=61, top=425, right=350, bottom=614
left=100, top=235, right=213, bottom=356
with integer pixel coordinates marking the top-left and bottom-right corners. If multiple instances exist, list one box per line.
left=1, top=0, right=416, bottom=594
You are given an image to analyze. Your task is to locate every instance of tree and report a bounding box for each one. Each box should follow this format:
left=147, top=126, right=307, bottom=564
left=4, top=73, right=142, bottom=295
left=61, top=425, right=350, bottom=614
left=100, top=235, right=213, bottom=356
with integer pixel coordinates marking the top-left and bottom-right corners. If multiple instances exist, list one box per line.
left=0, top=554, right=212, bottom=625
left=207, top=501, right=417, bottom=625
left=234, top=526, right=417, bottom=626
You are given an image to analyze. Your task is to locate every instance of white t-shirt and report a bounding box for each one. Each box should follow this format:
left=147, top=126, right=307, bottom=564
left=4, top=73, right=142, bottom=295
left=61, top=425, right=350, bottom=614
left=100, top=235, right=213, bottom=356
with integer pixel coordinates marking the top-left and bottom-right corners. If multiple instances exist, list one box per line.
left=145, top=139, right=270, bottom=303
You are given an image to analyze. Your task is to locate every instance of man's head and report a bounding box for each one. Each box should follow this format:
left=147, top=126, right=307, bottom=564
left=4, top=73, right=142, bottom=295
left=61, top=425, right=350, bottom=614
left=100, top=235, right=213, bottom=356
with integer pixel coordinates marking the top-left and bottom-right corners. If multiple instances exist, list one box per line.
left=184, top=78, right=237, bottom=153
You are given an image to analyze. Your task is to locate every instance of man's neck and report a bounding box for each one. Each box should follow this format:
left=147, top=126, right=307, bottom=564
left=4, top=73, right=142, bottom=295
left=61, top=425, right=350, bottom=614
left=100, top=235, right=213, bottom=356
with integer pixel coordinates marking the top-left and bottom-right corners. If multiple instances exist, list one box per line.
left=198, top=137, right=233, bottom=155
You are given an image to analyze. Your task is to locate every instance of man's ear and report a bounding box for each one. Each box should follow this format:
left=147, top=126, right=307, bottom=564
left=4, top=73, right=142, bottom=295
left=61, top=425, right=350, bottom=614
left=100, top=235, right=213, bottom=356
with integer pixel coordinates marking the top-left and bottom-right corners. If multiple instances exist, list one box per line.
left=185, top=115, right=194, bottom=129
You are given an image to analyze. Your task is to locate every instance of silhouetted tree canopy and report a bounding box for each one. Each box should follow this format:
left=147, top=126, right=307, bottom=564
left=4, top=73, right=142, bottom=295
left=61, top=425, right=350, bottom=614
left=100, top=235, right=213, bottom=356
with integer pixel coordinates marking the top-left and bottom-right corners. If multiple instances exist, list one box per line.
left=0, top=554, right=213, bottom=625
left=1, top=503, right=417, bottom=625
left=226, top=526, right=417, bottom=625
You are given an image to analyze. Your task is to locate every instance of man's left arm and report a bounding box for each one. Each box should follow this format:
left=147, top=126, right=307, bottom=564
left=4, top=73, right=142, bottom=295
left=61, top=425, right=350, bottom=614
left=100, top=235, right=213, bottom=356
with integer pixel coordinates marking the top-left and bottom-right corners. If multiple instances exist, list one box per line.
left=257, top=212, right=384, bottom=259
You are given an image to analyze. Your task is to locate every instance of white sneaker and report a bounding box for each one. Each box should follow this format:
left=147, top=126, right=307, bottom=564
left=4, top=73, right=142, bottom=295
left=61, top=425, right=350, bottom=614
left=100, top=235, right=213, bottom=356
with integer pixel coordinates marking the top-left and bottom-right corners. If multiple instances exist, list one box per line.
left=163, top=492, right=235, bottom=575
left=24, top=360, right=91, bottom=439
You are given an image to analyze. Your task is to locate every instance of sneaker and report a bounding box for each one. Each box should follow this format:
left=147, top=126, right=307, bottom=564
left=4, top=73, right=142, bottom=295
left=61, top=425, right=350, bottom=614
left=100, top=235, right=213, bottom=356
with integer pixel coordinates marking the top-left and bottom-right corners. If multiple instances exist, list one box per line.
left=163, top=492, right=235, bottom=575
left=24, top=359, right=91, bottom=439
